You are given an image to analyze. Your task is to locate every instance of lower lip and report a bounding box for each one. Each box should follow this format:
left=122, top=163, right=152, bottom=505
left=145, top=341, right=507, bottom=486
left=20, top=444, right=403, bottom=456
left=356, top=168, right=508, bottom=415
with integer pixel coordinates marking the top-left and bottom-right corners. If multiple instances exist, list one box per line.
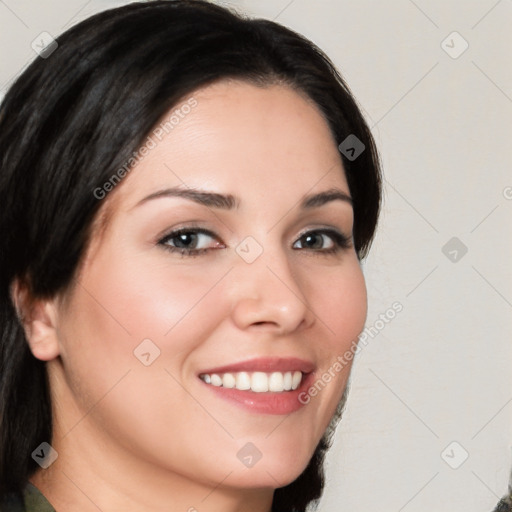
left=199, top=373, right=315, bottom=415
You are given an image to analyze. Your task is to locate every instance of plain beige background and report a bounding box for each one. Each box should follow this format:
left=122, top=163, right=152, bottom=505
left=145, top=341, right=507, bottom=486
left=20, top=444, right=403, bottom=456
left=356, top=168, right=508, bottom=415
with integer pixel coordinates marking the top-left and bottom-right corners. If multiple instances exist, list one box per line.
left=1, top=1, right=511, bottom=511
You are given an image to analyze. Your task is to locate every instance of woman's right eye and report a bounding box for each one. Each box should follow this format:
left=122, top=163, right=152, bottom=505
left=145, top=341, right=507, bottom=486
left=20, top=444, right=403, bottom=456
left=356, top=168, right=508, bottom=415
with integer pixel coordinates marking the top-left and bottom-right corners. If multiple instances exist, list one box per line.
left=158, top=228, right=223, bottom=256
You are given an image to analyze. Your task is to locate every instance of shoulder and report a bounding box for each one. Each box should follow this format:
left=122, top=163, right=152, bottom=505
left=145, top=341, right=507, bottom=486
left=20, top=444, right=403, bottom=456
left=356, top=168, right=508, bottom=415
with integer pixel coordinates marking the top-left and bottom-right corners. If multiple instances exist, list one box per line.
left=0, top=483, right=55, bottom=512
left=22, top=483, right=55, bottom=512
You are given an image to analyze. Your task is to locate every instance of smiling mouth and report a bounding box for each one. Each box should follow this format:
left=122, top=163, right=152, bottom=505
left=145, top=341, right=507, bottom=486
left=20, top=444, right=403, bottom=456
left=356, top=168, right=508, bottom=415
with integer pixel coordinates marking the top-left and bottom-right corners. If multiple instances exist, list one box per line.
left=199, top=371, right=304, bottom=393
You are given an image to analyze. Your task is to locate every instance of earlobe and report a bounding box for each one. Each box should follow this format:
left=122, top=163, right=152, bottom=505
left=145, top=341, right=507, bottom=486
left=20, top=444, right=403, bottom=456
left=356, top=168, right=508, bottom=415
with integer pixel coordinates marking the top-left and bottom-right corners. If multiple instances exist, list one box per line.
left=10, top=279, right=61, bottom=361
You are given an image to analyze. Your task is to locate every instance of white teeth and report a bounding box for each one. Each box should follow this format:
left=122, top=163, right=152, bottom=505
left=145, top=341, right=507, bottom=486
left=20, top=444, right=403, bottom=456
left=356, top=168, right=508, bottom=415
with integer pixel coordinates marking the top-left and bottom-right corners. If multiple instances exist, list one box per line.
left=210, top=374, right=222, bottom=387
left=222, top=373, right=236, bottom=388
left=268, top=372, right=284, bottom=392
left=283, top=372, right=292, bottom=391
left=200, top=370, right=305, bottom=392
left=251, top=372, right=268, bottom=393
left=235, top=371, right=251, bottom=390
left=291, top=371, right=302, bottom=390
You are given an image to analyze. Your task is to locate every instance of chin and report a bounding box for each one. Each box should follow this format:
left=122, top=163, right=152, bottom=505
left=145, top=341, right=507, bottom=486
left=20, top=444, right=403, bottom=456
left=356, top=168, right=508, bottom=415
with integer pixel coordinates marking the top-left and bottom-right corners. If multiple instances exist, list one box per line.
left=223, top=443, right=316, bottom=490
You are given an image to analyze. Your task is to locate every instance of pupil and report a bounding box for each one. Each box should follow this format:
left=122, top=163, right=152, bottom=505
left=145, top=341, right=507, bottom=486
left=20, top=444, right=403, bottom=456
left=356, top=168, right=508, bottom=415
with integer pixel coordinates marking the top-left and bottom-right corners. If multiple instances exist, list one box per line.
left=177, top=232, right=196, bottom=248
left=305, top=234, right=320, bottom=248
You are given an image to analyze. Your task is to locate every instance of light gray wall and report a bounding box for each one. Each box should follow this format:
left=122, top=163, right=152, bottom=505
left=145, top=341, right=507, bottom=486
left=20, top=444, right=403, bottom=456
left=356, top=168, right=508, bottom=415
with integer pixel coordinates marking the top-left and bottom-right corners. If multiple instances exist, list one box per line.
left=1, top=1, right=511, bottom=510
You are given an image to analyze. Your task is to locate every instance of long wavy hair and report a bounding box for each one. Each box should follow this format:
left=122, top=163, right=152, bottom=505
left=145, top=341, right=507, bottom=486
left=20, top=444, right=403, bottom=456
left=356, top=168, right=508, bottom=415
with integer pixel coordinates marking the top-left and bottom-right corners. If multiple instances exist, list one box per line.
left=0, top=1, right=382, bottom=510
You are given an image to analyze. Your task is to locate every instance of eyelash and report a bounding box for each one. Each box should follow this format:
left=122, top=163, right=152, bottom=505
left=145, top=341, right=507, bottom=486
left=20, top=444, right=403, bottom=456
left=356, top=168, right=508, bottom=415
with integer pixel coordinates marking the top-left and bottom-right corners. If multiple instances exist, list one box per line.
left=157, top=227, right=352, bottom=257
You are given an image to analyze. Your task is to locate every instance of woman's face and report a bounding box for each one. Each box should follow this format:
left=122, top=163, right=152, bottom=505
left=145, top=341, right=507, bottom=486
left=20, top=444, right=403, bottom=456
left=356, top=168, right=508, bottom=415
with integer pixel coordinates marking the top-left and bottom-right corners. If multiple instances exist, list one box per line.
left=47, top=80, right=367, bottom=490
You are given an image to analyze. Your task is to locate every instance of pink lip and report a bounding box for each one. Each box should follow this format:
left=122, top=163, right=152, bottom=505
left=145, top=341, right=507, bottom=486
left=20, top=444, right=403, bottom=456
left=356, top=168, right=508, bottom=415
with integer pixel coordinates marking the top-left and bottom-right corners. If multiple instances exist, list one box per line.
left=197, top=357, right=316, bottom=415
left=198, top=357, right=315, bottom=375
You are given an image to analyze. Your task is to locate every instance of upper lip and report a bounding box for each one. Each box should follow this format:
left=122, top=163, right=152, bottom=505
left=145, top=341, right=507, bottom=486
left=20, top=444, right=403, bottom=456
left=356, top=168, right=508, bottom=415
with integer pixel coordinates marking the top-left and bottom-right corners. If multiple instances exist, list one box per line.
left=198, top=357, right=315, bottom=375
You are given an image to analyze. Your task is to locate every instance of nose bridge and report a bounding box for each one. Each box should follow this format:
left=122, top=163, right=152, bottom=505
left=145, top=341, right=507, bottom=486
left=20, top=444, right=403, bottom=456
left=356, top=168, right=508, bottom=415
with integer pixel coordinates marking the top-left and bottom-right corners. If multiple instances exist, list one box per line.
left=229, top=234, right=313, bottom=332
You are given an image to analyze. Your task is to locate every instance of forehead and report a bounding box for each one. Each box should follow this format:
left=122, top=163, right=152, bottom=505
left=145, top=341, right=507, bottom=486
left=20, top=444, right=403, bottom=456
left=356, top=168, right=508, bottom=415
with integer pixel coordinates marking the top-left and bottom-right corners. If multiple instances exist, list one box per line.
left=95, top=79, right=348, bottom=229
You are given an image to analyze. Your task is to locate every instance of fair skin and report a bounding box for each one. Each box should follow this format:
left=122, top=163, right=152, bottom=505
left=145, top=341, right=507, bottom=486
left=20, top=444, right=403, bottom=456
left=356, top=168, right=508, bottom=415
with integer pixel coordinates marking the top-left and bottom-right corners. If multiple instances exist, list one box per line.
left=16, top=80, right=367, bottom=512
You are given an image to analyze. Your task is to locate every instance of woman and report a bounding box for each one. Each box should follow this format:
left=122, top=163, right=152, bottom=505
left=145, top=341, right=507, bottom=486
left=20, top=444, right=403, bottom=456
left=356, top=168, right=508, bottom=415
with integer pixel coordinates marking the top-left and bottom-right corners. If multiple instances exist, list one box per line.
left=0, top=1, right=382, bottom=510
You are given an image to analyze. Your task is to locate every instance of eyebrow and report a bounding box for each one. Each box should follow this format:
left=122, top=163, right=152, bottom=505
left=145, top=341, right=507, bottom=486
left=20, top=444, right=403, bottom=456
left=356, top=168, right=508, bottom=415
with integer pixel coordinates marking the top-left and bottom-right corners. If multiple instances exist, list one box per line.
left=133, top=186, right=352, bottom=210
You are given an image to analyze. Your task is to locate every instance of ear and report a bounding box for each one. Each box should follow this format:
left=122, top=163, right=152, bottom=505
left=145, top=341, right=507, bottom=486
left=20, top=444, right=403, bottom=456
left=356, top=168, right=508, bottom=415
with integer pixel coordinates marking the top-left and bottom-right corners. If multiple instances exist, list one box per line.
left=10, top=279, right=61, bottom=361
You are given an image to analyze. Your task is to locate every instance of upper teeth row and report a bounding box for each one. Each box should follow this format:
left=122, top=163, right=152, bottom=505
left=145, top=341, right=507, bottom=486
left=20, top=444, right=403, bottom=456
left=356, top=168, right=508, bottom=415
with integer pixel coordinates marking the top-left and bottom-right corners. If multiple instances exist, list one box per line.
left=200, top=371, right=303, bottom=393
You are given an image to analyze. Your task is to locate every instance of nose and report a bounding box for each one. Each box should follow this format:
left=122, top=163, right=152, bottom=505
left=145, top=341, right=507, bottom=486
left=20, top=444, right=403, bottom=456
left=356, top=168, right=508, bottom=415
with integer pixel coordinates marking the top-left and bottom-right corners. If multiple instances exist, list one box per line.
left=229, top=246, right=315, bottom=335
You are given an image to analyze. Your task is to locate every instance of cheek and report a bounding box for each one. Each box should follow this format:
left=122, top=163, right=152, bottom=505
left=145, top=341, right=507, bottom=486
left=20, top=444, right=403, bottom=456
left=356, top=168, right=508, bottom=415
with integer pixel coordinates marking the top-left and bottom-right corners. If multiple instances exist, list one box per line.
left=55, top=252, right=235, bottom=460
left=59, top=252, right=232, bottom=382
left=299, top=259, right=367, bottom=420
left=312, top=259, right=368, bottom=350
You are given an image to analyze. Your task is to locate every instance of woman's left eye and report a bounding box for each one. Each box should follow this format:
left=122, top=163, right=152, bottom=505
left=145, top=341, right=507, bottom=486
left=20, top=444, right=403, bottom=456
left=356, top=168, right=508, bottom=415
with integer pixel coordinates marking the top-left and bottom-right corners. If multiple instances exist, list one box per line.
left=292, top=230, right=351, bottom=253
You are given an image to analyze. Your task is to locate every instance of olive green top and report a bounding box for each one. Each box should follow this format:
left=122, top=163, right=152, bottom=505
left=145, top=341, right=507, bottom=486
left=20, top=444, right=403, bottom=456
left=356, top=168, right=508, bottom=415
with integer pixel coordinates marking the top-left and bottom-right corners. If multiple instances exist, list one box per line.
left=1, top=481, right=510, bottom=511
left=0, top=483, right=55, bottom=512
